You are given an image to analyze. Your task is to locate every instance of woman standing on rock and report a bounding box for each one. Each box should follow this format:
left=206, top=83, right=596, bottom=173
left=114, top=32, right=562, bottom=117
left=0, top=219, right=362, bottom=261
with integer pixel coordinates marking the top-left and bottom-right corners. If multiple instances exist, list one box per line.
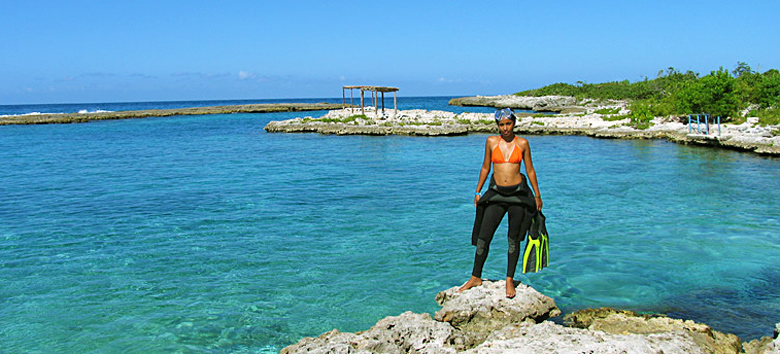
left=459, top=108, right=543, bottom=298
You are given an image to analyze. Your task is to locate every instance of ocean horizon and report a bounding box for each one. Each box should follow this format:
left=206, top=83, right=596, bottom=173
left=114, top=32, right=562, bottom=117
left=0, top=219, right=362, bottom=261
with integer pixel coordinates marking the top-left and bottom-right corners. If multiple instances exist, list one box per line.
left=1, top=96, right=779, bottom=353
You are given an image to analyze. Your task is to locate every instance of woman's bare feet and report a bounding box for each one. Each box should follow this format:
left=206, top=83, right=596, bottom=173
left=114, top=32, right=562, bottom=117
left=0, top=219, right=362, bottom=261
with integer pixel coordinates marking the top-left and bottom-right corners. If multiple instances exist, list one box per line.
left=458, top=276, right=483, bottom=292
left=506, top=277, right=516, bottom=298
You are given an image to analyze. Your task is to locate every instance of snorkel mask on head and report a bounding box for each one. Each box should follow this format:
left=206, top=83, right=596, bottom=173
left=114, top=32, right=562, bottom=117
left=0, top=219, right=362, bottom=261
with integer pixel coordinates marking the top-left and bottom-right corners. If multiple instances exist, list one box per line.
left=494, top=108, right=516, bottom=123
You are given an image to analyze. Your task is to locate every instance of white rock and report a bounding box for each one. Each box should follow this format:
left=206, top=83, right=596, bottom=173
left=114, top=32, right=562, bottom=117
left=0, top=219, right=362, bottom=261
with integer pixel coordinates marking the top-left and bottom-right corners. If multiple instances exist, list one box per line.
left=434, top=280, right=561, bottom=333
left=464, top=321, right=704, bottom=354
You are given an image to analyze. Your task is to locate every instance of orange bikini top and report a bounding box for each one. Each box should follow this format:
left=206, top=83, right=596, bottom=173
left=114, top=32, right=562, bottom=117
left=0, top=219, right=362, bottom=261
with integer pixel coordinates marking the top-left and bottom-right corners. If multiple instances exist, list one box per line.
left=491, top=138, right=523, bottom=164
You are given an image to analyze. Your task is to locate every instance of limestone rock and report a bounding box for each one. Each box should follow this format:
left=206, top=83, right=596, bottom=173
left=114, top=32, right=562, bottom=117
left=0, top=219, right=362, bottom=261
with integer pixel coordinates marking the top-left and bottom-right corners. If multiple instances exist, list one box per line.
left=465, top=321, right=705, bottom=354
left=745, top=323, right=780, bottom=354
left=0, top=103, right=347, bottom=125
left=565, top=308, right=742, bottom=353
left=281, top=311, right=461, bottom=354
left=282, top=281, right=777, bottom=353
left=448, top=95, right=576, bottom=112
left=434, top=280, right=561, bottom=334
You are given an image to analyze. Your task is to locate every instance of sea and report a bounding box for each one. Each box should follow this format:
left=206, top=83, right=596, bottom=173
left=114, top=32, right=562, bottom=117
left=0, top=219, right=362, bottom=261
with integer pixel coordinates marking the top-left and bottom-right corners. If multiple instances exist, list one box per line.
left=1, top=97, right=779, bottom=353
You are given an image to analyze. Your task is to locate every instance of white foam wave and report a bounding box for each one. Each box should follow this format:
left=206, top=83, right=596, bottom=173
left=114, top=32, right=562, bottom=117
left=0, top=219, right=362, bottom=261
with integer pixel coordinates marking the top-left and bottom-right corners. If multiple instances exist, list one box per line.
left=78, top=109, right=113, bottom=114
left=0, top=109, right=114, bottom=118
left=0, top=112, right=58, bottom=118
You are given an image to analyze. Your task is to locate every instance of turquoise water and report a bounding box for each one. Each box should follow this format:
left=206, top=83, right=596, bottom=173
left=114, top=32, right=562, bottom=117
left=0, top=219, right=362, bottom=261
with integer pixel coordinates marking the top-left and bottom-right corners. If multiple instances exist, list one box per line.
left=1, top=98, right=779, bottom=353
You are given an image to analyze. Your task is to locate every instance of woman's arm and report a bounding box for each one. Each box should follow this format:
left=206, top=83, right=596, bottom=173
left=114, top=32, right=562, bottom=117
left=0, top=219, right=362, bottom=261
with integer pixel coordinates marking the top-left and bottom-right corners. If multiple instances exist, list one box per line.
left=520, top=139, right=543, bottom=211
left=474, top=137, right=493, bottom=207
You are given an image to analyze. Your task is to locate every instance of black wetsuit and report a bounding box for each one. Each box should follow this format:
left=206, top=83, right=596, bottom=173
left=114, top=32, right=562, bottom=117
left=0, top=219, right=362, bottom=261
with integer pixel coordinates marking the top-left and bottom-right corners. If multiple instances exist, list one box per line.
left=471, top=175, right=536, bottom=278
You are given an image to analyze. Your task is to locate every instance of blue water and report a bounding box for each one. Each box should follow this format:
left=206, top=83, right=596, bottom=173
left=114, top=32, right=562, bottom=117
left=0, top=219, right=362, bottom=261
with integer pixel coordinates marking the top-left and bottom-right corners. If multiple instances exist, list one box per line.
left=1, top=97, right=779, bottom=353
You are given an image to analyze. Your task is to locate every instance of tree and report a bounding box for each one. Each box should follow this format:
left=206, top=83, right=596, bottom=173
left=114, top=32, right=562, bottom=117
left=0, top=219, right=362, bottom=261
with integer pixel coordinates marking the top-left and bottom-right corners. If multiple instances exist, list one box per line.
left=757, top=69, right=780, bottom=108
left=672, top=68, right=742, bottom=119
left=732, top=61, right=754, bottom=78
left=697, top=68, right=742, bottom=119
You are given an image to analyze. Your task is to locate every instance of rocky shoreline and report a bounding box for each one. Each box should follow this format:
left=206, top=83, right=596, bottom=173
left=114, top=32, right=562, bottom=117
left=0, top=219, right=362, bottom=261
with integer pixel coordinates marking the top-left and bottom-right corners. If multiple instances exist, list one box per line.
left=448, top=95, right=584, bottom=113
left=264, top=98, right=780, bottom=156
left=281, top=280, right=779, bottom=354
left=0, top=102, right=346, bottom=125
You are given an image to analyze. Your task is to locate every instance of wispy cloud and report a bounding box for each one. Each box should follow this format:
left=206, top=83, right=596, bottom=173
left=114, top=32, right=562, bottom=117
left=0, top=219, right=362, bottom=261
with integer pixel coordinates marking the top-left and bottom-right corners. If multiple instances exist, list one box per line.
left=131, top=73, right=158, bottom=79
left=238, top=71, right=257, bottom=80
left=55, top=72, right=118, bottom=82
left=80, top=72, right=115, bottom=78
left=172, top=72, right=230, bottom=79
left=237, top=71, right=282, bottom=83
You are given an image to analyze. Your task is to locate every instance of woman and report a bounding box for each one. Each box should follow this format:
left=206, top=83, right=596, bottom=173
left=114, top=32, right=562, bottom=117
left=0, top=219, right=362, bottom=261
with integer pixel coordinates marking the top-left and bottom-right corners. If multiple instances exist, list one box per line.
left=459, top=108, right=543, bottom=298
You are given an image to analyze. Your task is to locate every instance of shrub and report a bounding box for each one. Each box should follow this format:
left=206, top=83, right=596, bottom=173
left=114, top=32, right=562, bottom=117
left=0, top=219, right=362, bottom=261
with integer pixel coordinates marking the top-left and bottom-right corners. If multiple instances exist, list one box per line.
left=753, top=107, right=780, bottom=126
left=594, top=107, right=621, bottom=115
left=757, top=69, right=780, bottom=109
left=627, top=101, right=654, bottom=129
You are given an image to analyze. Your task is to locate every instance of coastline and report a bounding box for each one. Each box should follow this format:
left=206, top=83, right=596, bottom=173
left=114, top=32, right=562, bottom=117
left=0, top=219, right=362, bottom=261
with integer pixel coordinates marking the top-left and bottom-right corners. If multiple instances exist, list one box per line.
left=0, top=102, right=346, bottom=125
left=282, top=280, right=780, bottom=353
left=264, top=97, right=780, bottom=156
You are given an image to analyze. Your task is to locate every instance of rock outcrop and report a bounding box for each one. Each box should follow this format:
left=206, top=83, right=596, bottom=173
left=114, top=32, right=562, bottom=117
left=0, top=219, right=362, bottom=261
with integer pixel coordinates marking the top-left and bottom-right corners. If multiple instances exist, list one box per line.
left=0, top=103, right=348, bottom=125
left=281, top=280, right=770, bottom=353
left=448, top=95, right=578, bottom=112
left=743, top=323, right=780, bottom=354
left=264, top=106, right=780, bottom=156
left=280, top=312, right=464, bottom=354
left=434, top=281, right=560, bottom=344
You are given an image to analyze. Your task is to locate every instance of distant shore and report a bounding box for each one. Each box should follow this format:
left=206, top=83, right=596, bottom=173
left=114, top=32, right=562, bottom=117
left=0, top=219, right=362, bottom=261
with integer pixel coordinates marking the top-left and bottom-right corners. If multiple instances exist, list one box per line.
left=265, top=96, right=780, bottom=156
left=0, top=102, right=347, bottom=125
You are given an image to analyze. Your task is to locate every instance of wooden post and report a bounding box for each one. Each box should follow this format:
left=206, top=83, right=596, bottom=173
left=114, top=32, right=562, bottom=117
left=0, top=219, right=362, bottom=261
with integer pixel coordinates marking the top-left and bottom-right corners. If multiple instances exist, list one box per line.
left=350, top=88, right=354, bottom=113
left=381, top=91, right=385, bottom=116
left=374, top=90, right=378, bottom=117
left=360, top=89, right=365, bottom=116
left=394, top=91, right=397, bottom=116
left=342, top=87, right=345, bottom=109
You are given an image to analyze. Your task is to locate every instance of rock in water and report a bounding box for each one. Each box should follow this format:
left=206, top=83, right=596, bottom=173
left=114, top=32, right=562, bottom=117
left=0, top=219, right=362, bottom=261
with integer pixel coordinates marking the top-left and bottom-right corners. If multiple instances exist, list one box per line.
left=434, top=280, right=561, bottom=332
left=564, top=307, right=742, bottom=353
left=280, top=311, right=462, bottom=354
left=281, top=280, right=773, bottom=354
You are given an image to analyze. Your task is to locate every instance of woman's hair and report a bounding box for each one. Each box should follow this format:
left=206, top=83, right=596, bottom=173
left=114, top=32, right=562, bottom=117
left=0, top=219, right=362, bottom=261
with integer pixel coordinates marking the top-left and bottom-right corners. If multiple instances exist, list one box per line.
left=494, top=108, right=516, bottom=123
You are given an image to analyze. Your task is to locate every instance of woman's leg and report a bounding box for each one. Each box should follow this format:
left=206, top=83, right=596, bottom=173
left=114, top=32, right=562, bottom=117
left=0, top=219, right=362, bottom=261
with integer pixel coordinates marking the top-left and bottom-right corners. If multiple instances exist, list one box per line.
left=460, top=204, right=507, bottom=292
left=505, top=206, right=532, bottom=297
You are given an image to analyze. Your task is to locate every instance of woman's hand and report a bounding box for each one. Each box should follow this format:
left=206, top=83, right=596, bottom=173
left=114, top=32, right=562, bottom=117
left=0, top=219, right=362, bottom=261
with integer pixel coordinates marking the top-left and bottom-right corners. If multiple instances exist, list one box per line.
left=536, top=197, right=543, bottom=211
left=474, top=194, right=480, bottom=207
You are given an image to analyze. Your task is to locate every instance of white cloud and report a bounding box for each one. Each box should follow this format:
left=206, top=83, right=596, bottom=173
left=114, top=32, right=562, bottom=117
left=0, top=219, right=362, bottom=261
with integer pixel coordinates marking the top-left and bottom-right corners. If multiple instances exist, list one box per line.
left=239, top=71, right=257, bottom=80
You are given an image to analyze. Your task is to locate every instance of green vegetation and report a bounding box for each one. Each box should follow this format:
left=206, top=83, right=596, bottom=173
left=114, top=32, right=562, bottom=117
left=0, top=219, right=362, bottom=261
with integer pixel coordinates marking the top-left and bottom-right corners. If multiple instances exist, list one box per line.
left=304, top=114, right=368, bottom=124
left=515, top=62, right=780, bottom=123
left=532, top=113, right=557, bottom=118
left=594, top=107, right=621, bottom=115
left=626, top=101, right=654, bottom=129
left=531, top=121, right=545, bottom=126
left=753, top=107, right=780, bottom=126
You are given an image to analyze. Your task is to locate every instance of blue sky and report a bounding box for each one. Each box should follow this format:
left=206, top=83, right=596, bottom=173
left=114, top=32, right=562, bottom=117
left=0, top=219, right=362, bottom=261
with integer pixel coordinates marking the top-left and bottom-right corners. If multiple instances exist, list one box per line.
left=2, top=0, right=779, bottom=105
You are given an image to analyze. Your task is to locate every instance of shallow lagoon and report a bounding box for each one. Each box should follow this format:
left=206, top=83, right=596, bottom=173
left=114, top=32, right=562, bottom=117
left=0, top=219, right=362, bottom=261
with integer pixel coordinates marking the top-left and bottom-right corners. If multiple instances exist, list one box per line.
left=1, top=100, right=779, bottom=353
